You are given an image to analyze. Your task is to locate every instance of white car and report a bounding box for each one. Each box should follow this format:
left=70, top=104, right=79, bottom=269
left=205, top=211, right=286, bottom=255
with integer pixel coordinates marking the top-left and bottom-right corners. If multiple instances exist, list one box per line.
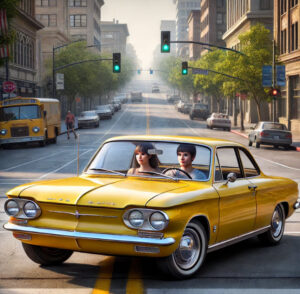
left=78, top=111, right=99, bottom=128
left=207, top=113, right=231, bottom=131
left=95, top=105, right=112, bottom=119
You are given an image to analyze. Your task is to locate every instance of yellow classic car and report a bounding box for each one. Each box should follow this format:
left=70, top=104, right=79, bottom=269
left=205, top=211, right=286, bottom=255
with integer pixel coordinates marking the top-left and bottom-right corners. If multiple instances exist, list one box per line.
left=3, top=135, right=300, bottom=279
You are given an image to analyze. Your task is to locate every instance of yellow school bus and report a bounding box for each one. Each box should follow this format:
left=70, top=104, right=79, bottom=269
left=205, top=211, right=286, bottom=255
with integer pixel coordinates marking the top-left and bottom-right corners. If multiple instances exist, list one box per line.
left=0, top=97, right=61, bottom=147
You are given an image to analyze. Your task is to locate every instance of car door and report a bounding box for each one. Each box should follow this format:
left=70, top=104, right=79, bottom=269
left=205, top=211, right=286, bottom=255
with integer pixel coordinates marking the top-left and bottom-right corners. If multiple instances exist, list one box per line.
left=213, top=147, right=257, bottom=242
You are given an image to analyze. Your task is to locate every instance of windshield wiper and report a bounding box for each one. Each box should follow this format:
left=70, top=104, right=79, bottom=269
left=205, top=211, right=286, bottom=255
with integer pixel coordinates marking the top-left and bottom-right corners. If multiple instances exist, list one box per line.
left=137, top=171, right=178, bottom=181
left=88, top=168, right=126, bottom=177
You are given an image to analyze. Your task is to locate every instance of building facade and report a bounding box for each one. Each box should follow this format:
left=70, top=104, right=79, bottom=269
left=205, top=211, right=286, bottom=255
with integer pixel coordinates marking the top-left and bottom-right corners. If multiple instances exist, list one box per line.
left=173, top=0, right=201, bottom=57
left=223, top=0, right=273, bottom=122
left=100, top=20, right=129, bottom=55
left=160, top=20, right=176, bottom=55
left=188, top=10, right=201, bottom=59
left=0, top=0, right=44, bottom=98
left=274, top=0, right=300, bottom=133
left=200, top=0, right=226, bottom=56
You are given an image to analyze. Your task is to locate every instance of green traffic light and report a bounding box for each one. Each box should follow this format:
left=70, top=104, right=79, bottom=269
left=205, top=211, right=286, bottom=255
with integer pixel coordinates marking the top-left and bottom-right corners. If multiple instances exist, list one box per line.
left=162, top=44, right=170, bottom=52
left=114, top=65, right=120, bottom=72
left=182, top=69, right=187, bottom=75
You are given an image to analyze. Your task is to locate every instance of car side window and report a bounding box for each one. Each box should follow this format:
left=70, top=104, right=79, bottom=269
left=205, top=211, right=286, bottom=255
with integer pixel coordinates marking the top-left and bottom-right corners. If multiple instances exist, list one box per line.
left=238, top=148, right=260, bottom=177
left=216, top=147, right=243, bottom=179
left=214, top=154, right=223, bottom=181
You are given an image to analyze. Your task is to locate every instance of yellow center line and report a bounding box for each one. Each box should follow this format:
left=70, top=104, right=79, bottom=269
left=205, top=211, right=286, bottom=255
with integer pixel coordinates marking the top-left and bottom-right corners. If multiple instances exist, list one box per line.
left=92, top=256, right=115, bottom=294
left=146, top=96, right=150, bottom=135
left=126, top=258, right=144, bottom=294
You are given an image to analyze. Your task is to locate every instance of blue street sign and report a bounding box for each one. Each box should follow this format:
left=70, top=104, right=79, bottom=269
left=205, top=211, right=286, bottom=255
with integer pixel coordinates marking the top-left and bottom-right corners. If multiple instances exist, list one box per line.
left=192, top=68, right=208, bottom=75
left=276, top=65, right=286, bottom=86
left=262, top=65, right=272, bottom=87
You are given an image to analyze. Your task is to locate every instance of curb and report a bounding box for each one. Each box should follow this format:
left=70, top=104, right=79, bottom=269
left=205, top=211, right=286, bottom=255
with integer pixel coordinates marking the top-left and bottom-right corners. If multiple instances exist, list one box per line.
left=230, top=130, right=300, bottom=152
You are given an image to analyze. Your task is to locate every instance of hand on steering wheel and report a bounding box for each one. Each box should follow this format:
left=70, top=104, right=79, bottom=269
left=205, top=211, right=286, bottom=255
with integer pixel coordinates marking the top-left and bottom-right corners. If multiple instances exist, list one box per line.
left=162, top=167, right=192, bottom=179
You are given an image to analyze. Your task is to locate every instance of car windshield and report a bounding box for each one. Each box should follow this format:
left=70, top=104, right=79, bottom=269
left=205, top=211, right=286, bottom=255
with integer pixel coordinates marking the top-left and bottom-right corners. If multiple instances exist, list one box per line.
left=82, top=111, right=96, bottom=117
left=0, top=105, right=41, bottom=121
left=194, top=104, right=208, bottom=110
left=86, top=141, right=211, bottom=181
left=263, top=123, right=287, bottom=130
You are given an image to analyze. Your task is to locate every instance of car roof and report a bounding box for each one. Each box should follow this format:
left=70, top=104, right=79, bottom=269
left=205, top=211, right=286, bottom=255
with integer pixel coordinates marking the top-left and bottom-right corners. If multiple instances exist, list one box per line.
left=104, top=135, right=243, bottom=148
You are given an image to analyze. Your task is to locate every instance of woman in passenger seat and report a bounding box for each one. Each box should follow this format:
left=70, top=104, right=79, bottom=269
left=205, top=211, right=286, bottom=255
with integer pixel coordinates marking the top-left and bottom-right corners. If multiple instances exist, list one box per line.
left=127, top=143, right=159, bottom=175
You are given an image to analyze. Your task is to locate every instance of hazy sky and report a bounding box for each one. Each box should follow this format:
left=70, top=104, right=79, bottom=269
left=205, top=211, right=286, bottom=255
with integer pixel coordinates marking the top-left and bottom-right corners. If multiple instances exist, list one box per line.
left=102, top=0, right=176, bottom=68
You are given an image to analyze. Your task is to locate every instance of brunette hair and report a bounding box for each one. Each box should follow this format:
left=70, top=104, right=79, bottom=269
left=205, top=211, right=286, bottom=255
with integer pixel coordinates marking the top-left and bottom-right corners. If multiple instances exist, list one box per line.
left=177, top=144, right=196, bottom=159
left=132, top=142, right=159, bottom=168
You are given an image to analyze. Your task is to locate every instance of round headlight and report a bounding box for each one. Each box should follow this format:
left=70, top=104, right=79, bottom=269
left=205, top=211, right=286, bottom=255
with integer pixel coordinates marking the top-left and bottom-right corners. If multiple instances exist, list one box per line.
left=150, top=212, right=167, bottom=230
left=0, top=129, right=7, bottom=135
left=128, top=210, right=144, bottom=227
left=5, top=200, right=19, bottom=216
left=23, top=201, right=38, bottom=218
left=32, top=127, right=40, bottom=133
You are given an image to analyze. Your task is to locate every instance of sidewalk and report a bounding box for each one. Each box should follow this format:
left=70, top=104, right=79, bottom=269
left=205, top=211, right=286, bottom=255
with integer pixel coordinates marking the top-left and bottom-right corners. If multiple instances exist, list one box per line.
left=230, top=119, right=300, bottom=152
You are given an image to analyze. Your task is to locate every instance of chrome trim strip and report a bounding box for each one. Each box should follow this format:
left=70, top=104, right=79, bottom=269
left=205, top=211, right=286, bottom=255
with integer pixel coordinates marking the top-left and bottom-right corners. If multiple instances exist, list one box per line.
left=48, top=210, right=117, bottom=218
left=0, top=136, right=44, bottom=144
left=3, top=223, right=175, bottom=246
left=207, top=226, right=270, bottom=253
left=294, top=201, right=300, bottom=209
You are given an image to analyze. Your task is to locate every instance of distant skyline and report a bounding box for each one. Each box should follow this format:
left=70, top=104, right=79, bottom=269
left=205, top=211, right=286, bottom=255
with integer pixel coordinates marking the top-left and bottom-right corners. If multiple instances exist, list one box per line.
left=101, top=0, right=176, bottom=68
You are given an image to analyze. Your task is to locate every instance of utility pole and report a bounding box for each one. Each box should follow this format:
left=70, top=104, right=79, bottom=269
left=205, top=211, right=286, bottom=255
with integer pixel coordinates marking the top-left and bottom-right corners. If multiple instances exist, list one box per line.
left=272, top=39, right=276, bottom=122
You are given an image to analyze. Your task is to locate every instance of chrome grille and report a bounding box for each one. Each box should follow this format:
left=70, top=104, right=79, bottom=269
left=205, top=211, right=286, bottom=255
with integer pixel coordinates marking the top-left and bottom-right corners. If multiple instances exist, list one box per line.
left=138, top=230, right=164, bottom=239
left=11, top=127, right=29, bottom=137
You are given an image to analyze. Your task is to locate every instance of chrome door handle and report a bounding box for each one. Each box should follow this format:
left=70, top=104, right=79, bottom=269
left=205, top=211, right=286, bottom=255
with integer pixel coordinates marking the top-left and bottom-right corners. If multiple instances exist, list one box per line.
left=248, top=185, right=257, bottom=191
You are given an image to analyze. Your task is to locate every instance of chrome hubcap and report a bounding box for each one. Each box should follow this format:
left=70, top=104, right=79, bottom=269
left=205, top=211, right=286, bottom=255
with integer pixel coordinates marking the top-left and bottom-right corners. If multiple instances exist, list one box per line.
left=174, top=228, right=201, bottom=270
left=271, top=208, right=283, bottom=237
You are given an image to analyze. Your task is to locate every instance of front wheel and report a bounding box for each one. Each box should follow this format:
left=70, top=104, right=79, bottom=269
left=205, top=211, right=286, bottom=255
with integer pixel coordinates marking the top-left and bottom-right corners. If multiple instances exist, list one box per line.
left=258, top=204, right=285, bottom=246
left=156, top=221, right=207, bottom=279
left=22, top=243, right=73, bottom=265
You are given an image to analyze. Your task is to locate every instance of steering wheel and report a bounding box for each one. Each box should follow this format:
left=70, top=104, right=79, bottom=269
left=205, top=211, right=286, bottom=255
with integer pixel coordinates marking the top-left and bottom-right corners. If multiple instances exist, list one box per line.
left=162, top=167, right=192, bottom=179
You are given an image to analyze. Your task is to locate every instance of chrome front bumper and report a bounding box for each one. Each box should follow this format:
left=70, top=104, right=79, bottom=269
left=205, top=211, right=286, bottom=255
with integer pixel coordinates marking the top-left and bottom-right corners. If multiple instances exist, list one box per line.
left=3, top=222, right=175, bottom=246
left=294, top=201, right=300, bottom=210
left=0, top=136, right=44, bottom=144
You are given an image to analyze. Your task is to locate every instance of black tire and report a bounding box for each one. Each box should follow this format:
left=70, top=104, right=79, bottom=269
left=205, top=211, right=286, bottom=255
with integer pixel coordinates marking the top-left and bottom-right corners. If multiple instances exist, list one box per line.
left=254, top=138, right=260, bottom=148
left=190, top=116, right=194, bottom=120
left=52, top=135, right=57, bottom=144
left=156, top=221, right=207, bottom=279
left=39, top=139, right=46, bottom=147
left=248, top=140, right=253, bottom=146
left=227, top=128, right=231, bottom=132
left=258, top=204, right=285, bottom=246
left=283, top=145, right=290, bottom=150
left=22, top=243, right=73, bottom=266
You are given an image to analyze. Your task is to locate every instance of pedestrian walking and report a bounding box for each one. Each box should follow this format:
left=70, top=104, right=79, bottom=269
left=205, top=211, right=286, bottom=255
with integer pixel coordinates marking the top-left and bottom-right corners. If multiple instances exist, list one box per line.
left=65, top=110, right=77, bottom=139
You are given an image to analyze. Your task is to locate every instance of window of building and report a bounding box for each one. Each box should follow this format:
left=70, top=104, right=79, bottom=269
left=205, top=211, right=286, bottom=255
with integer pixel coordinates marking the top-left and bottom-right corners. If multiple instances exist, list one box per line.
left=70, top=15, right=87, bottom=27
left=12, top=32, right=34, bottom=69
left=36, top=0, right=57, bottom=6
left=290, top=0, right=299, bottom=8
left=291, top=22, right=298, bottom=51
left=68, top=0, right=87, bottom=7
left=217, top=31, right=223, bottom=40
left=260, top=0, right=271, bottom=9
left=36, top=14, right=57, bottom=27
left=71, top=34, right=87, bottom=41
left=281, top=0, right=287, bottom=14
left=217, top=0, right=224, bottom=8
left=290, top=75, right=300, bottom=119
left=280, top=29, right=287, bottom=54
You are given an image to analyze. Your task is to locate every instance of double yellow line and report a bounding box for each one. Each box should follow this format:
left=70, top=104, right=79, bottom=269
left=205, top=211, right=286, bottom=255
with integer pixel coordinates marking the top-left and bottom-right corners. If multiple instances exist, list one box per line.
left=92, top=257, right=143, bottom=294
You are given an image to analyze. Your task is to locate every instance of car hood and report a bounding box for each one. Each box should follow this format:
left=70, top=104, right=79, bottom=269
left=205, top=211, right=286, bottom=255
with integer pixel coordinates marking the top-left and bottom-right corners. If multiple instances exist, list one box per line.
left=78, top=116, right=98, bottom=121
left=8, top=176, right=189, bottom=208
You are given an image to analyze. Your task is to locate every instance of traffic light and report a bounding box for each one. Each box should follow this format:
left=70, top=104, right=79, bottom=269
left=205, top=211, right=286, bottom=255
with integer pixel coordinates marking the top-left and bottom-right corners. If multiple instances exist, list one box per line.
left=270, top=88, right=280, bottom=97
left=137, top=69, right=141, bottom=74
left=161, top=31, right=170, bottom=53
left=112, top=53, right=121, bottom=73
left=150, top=69, right=153, bottom=74
left=182, top=61, right=188, bottom=75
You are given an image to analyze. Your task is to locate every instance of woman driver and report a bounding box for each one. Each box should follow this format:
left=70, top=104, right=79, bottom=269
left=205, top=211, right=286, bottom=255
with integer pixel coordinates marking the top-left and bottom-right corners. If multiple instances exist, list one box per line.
left=167, top=144, right=206, bottom=180
left=127, top=143, right=159, bottom=175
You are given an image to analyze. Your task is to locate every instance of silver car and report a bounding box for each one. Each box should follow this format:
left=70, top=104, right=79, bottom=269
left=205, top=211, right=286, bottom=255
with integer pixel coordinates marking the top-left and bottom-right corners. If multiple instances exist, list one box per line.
left=78, top=111, right=99, bottom=128
left=206, top=113, right=231, bottom=131
left=95, top=105, right=112, bottom=119
left=248, top=121, right=292, bottom=149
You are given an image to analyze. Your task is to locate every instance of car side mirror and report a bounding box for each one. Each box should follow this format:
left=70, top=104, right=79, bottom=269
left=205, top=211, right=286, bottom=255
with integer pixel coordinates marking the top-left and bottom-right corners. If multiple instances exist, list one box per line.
left=226, top=172, right=237, bottom=184
left=43, top=110, right=47, bottom=117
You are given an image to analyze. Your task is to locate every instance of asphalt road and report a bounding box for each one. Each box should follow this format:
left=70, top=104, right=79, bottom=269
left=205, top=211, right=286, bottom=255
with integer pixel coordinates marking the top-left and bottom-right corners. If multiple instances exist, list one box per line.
left=0, top=89, right=299, bottom=294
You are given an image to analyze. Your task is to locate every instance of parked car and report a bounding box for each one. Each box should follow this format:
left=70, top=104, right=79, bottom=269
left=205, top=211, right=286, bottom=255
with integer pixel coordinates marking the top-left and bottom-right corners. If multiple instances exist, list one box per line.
left=112, top=100, right=121, bottom=111
left=206, top=113, right=231, bottom=131
left=175, top=100, right=185, bottom=112
left=189, top=103, right=209, bottom=120
left=4, top=135, right=299, bottom=279
left=78, top=111, right=99, bottom=128
left=115, top=93, right=128, bottom=103
left=182, top=103, right=192, bottom=114
left=167, top=94, right=180, bottom=104
left=248, top=121, right=292, bottom=149
left=95, top=105, right=112, bottom=119
left=108, top=104, right=115, bottom=114
left=130, top=91, right=143, bottom=102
